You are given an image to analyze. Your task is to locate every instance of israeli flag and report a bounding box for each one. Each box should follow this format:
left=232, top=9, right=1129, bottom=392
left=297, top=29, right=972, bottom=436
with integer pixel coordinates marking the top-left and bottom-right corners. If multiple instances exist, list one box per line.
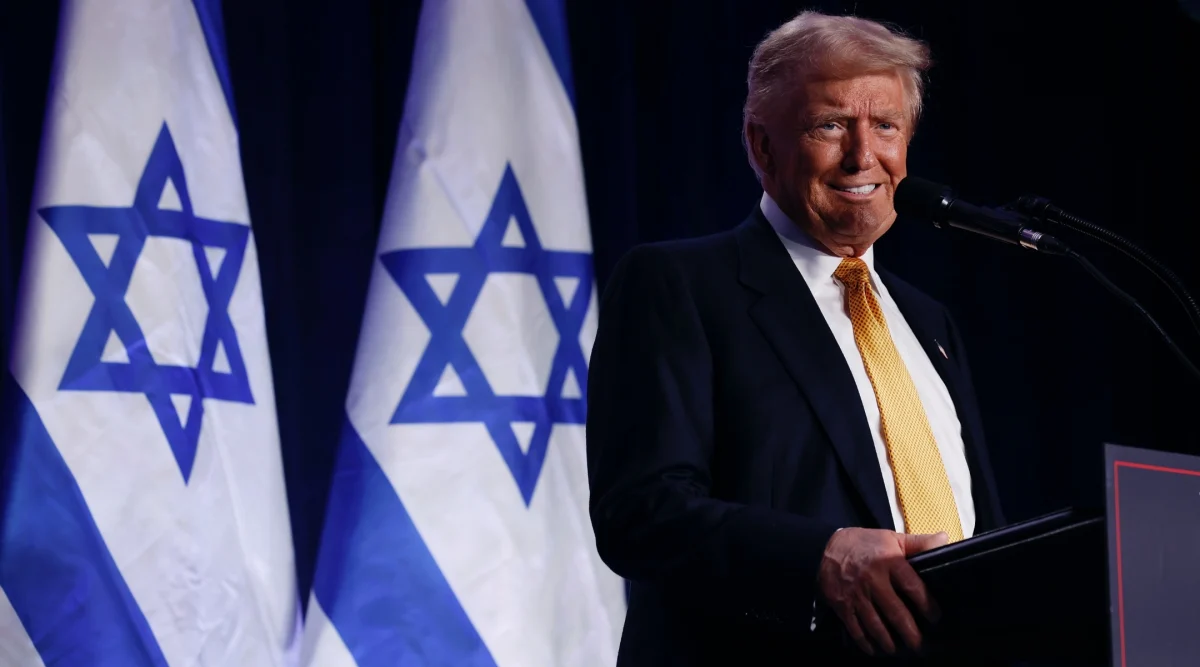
left=301, top=1, right=626, bottom=665
left=0, top=1, right=299, bottom=665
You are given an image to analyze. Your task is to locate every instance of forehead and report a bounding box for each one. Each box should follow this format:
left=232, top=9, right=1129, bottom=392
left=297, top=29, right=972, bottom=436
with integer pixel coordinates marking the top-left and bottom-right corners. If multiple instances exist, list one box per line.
left=796, top=71, right=907, bottom=116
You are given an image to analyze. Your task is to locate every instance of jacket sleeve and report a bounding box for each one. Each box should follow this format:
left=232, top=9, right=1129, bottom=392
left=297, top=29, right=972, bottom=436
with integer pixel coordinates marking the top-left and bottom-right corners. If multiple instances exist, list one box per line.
left=586, top=244, right=839, bottom=621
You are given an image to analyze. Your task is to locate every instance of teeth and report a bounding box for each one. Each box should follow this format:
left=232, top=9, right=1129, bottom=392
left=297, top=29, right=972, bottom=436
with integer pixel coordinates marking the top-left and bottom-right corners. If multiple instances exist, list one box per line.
left=837, top=184, right=877, bottom=194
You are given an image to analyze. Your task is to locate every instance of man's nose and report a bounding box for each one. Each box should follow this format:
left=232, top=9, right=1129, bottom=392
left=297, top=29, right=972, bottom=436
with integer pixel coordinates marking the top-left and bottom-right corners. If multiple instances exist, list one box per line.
left=841, top=125, right=878, bottom=173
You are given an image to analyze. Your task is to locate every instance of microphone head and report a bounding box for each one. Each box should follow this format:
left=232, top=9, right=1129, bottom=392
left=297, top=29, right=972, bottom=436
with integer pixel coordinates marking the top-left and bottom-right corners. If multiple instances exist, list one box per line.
left=894, top=176, right=954, bottom=225
left=1011, top=195, right=1055, bottom=219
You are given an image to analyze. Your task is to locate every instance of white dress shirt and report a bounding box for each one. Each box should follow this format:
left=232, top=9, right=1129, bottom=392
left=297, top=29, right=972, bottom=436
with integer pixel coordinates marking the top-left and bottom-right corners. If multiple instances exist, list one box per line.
left=761, top=193, right=975, bottom=538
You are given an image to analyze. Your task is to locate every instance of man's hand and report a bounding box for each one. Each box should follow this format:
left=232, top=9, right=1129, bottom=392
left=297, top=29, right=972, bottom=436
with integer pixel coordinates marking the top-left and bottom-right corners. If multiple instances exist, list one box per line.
left=817, top=528, right=948, bottom=657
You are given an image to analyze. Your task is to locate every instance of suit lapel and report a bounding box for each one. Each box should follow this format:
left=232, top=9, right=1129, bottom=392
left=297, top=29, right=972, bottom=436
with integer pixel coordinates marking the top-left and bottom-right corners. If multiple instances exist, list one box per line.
left=879, top=270, right=1002, bottom=532
left=879, top=275, right=963, bottom=404
left=736, top=212, right=894, bottom=531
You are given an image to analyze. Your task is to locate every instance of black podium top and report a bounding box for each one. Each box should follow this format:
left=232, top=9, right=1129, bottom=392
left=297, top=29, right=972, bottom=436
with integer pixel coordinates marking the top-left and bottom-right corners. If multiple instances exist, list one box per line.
left=815, top=507, right=1110, bottom=666
left=911, top=507, right=1109, bottom=665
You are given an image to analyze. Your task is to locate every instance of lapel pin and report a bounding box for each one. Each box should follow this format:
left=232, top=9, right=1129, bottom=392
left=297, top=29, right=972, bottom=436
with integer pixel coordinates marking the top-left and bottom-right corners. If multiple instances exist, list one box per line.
left=935, top=339, right=948, bottom=359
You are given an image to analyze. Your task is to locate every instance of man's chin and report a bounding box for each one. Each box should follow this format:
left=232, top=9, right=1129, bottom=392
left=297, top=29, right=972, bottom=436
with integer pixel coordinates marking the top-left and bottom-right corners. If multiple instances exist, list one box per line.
left=825, top=217, right=892, bottom=246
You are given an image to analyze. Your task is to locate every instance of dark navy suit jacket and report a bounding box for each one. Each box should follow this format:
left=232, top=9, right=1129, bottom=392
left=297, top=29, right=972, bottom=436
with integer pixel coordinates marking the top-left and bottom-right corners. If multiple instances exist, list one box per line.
left=586, top=208, right=1005, bottom=666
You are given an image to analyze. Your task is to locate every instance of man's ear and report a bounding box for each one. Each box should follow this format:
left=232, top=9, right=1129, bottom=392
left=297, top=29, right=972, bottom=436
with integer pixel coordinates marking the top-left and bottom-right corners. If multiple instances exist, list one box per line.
left=745, top=121, right=774, bottom=181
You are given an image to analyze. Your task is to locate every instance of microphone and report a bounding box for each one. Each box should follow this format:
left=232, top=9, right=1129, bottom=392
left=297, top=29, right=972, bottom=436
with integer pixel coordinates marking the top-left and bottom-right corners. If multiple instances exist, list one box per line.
left=894, top=177, right=1200, bottom=383
left=1012, top=194, right=1200, bottom=339
left=894, top=176, right=1070, bottom=255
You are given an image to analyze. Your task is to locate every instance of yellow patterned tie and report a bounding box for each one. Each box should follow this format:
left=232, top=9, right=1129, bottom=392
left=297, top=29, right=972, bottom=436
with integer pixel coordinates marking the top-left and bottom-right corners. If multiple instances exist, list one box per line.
left=833, top=258, right=964, bottom=542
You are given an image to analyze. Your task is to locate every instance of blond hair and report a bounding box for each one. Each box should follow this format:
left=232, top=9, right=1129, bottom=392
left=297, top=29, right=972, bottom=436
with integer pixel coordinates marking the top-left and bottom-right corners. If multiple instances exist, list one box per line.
left=743, top=11, right=932, bottom=178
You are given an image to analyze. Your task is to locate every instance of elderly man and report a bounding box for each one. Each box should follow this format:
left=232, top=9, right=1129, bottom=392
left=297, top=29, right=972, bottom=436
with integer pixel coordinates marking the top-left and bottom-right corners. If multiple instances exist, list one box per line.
left=586, top=10, right=1005, bottom=666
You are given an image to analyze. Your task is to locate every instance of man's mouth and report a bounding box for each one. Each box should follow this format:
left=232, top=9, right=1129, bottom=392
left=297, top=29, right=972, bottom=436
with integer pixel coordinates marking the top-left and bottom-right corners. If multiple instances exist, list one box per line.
left=830, top=184, right=879, bottom=195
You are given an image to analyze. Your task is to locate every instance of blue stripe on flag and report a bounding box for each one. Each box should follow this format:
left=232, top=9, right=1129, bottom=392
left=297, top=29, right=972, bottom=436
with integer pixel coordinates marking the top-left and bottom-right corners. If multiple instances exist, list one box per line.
left=523, top=0, right=576, bottom=106
left=190, top=0, right=238, bottom=127
left=0, top=373, right=169, bottom=667
left=312, top=417, right=498, bottom=667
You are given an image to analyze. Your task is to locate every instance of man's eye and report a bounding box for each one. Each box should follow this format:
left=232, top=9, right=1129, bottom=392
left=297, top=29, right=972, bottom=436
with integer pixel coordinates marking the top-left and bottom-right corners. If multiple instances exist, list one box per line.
left=820, top=122, right=839, bottom=131
left=878, top=122, right=896, bottom=131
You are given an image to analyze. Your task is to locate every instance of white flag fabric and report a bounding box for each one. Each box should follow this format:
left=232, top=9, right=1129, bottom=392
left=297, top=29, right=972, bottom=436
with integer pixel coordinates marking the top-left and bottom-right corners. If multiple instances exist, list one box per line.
left=301, top=1, right=626, bottom=665
left=0, top=1, right=299, bottom=665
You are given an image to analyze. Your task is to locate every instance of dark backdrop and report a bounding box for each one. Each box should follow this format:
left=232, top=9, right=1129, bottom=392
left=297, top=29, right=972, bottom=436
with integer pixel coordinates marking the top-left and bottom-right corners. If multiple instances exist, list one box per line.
left=3, top=0, right=1200, bottom=605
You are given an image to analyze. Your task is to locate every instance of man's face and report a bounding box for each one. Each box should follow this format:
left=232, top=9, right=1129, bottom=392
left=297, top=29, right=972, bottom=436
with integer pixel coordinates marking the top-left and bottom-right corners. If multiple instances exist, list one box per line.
left=757, top=71, right=910, bottom=257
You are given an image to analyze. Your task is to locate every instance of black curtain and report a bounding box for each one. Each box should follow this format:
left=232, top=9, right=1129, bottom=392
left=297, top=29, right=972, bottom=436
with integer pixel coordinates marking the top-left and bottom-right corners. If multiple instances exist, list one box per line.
left=3, top=0, right=1199, bottom=604
left=1, top=62, right=8, bottom=365
left=218, top=0, right=422, bottom=602
left=1, top=0, right=60, bottom=373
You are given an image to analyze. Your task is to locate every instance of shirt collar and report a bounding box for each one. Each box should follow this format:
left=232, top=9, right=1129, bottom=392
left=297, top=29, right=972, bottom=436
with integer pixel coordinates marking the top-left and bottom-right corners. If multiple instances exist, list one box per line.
left=759, top=191, right=878, bottom=289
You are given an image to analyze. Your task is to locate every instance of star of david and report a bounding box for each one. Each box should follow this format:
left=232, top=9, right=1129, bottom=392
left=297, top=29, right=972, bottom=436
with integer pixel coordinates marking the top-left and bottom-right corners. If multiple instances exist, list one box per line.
left=382, top=165, right=592, bottom=505
left=39, top=123, right=254, bottom=482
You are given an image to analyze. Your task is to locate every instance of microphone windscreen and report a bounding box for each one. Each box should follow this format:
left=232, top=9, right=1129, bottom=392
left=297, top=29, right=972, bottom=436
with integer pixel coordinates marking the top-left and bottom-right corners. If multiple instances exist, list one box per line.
left=894, top=176, right=953, bottom=222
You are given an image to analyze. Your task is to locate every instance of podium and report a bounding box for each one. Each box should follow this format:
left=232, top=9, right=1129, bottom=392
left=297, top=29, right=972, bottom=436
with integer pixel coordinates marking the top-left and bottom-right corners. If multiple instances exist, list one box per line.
left=911, top=507, right=1108, bottom=665
left=821, top=444, right=1200, bottom=665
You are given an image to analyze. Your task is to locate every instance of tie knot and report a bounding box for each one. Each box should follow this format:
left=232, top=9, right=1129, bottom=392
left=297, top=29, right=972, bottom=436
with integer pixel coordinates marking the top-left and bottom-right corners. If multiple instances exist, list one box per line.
left=834, top=257, right=871, bottom=288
